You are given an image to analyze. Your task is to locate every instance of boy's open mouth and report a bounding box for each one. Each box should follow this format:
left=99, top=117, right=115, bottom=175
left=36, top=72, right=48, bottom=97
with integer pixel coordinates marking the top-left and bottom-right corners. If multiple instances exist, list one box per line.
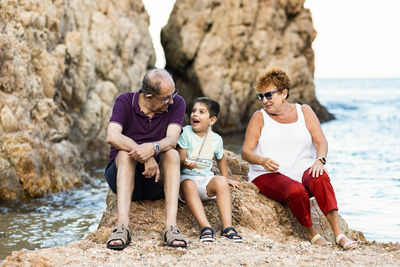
left=192, top=119, right=200, bottom=125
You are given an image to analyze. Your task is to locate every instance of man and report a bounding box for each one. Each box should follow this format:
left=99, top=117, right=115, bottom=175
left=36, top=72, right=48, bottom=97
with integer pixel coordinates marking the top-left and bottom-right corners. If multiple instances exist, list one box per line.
left=105, top=69, right=187, bottom=250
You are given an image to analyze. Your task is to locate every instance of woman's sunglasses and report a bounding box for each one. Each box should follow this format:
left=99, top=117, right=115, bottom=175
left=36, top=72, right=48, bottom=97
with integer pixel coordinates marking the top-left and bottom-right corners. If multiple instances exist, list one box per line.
left=256, top=90, right=279, bottom=101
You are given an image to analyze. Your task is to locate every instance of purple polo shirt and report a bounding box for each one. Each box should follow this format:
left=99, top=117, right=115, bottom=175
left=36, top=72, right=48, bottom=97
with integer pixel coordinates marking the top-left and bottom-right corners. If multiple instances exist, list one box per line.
left=108, top=90, right=186, bottom=162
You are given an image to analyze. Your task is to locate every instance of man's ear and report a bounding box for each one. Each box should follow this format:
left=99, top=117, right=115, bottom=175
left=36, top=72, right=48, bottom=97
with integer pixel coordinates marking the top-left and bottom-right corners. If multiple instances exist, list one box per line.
left=209, top=116, right=217, bottom=125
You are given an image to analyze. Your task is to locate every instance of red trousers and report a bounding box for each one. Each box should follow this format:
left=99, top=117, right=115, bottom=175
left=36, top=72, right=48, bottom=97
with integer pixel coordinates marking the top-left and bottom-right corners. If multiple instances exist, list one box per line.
left=253, top=168, right=338, bottom=227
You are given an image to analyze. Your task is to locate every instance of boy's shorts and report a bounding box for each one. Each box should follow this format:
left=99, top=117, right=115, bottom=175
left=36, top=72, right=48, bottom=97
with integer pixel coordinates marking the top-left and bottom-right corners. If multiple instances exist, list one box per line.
left=179, top=175, right=216, bottom=202
left=105, top=159, right=164, bottom=201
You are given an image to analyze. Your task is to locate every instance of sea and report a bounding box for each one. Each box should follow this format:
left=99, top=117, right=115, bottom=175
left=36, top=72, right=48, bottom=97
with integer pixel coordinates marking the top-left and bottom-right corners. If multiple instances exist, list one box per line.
left=0, top=78, right=399, bottom=261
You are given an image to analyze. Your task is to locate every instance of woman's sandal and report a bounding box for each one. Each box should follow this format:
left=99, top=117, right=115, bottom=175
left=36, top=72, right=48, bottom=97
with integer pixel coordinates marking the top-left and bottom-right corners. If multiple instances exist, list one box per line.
left=336, top=234, right=358, bottom=250
left=220, top=227, right=243, bottom=243
left=163, top=225, right=188, bottom=248
left=200, top=226, right=215, bottom=242
left=310, top=234, right=329, bottom=246
left=106, top=224, right=131, bottom=250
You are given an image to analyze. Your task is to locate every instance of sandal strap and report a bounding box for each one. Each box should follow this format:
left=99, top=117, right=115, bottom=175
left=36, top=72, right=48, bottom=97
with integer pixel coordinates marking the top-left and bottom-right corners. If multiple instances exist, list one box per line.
left=335, top=234, right=346, bottom=244
left=107, top=224, right=131, bottom=244
left=221, top=227, right=237, bottom=236
left=163, top=225, right=188, bottom=246
left=311, top=234, right=322, bottom=244
left=200, top=227, right=214, bottom=235
left=336, top=234, right=357, bottom=249
left=224, top=232, right=242, bottom=239
left=221, top=227, right=242, bottom=240
left=200, top=227, right=214, bottom=239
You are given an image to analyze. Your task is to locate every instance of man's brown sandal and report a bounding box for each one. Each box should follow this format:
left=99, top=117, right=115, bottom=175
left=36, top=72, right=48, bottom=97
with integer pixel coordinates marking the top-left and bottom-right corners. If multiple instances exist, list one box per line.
left=163, top=225, right=188, bottom=248
left=107, top=224, right=131, bottom=250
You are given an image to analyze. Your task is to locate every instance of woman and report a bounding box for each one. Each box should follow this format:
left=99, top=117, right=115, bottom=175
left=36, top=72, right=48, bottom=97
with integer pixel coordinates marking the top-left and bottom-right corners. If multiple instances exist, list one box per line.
left=241, top=68, right=357, bottom=250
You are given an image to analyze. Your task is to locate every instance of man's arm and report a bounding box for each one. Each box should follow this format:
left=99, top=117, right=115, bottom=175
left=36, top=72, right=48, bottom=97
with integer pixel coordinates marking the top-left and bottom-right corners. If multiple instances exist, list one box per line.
left=106, top=122, right=138, bottom=152
left=157, top=124, right=181, bottom=152
left=128, top=124, right=182, bottom=162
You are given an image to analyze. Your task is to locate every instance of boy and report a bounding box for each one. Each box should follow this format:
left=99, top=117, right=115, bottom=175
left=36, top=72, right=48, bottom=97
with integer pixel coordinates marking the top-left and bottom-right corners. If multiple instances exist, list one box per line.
left=177, top=97, right=242, bottom=243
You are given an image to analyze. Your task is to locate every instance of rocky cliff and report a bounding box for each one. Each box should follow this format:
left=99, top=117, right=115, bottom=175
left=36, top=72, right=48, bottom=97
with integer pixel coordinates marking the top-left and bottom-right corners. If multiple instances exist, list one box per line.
left=0, top=0, right=155, bottom=200
left=162, top=0, right=334, bottom=132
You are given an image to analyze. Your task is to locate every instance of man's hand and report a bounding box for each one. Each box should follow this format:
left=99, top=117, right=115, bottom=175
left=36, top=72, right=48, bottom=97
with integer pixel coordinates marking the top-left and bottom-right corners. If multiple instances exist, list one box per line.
left=143, top=157, right=160, bottom=182
left=128, top=143, right=155, bottom=163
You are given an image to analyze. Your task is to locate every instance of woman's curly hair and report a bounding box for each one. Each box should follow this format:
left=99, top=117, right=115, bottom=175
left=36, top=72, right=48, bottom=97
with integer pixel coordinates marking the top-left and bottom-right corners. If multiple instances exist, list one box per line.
left=254, top=68, right=291, bottom=99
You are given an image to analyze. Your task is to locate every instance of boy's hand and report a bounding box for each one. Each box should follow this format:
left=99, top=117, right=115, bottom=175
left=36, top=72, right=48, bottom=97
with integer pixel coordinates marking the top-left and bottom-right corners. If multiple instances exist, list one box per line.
left=227, top=179, right=240, bottom=189
left=184, top=159, right=197, bottom=169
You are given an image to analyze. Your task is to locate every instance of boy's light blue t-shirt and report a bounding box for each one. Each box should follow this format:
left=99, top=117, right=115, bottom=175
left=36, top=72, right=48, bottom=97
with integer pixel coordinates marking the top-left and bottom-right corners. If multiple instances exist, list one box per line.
left=178, top=125, right=224, bottom=177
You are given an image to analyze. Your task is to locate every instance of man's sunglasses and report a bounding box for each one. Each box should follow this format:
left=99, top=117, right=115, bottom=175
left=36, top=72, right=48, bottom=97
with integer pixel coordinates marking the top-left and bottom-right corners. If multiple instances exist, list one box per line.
left=153, top=88, right=179, bottom=104
left=256, top=90, right=279, bottom=101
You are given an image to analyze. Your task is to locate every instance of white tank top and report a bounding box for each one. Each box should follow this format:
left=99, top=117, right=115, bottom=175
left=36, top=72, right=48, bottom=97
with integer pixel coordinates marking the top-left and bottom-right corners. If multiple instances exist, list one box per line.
left=248, top=104, right=316, bottom=182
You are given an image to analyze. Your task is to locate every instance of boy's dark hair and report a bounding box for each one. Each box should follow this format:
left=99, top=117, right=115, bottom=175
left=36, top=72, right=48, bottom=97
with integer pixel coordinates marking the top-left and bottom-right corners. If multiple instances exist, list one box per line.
left=193, top=97, right=220, bottom=118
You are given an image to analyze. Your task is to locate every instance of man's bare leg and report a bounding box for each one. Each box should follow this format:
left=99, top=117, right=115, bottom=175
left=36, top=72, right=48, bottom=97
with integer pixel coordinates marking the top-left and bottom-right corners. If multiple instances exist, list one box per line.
left=160, top=149, right=185, bottom=246
left=109, top=150, right=136, bottom=246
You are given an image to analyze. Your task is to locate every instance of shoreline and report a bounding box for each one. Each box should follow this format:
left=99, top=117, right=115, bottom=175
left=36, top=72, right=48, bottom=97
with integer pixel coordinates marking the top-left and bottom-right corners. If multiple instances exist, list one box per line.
left=2, top=228, right=400, bottom=266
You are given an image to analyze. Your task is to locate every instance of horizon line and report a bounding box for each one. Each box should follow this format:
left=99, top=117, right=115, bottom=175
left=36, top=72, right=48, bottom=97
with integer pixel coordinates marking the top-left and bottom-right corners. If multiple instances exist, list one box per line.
left=314, top=77, right=400, bottom=80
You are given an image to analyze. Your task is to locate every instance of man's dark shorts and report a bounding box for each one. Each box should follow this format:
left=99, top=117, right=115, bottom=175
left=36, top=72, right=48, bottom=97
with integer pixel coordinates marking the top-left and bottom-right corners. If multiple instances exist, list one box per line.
left=105, top=160, right=164, bottom=201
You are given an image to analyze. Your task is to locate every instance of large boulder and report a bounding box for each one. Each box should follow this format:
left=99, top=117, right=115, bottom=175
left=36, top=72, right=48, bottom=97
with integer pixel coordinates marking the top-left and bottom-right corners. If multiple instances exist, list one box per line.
left=6, top=152, right=400, bottom=266
left=0, top=0, right=155, bottom=200
left=93, top=151, right=364, bottom=245
left=162, top=0, right=334, bottom=132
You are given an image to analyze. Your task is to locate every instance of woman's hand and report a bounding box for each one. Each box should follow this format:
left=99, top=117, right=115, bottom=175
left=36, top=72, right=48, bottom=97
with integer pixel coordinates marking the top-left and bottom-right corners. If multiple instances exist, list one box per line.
left=183, top=159, right=197, bottom=170
left=308, top=160, right=327, bottom=178
left=227, top=179, right=240, bottom=189
left=261, top=158, right=279, bottom=172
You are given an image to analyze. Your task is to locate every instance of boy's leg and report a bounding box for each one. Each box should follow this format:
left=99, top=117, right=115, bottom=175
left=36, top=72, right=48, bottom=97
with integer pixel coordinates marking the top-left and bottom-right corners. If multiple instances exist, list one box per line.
left=206, top=176, right=232, bottom=229
left=181, top=179, right=211, bottom=228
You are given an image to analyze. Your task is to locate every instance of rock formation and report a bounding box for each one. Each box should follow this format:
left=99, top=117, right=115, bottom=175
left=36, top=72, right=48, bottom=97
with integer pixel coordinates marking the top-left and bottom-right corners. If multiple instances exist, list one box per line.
left=94, top=151, right=364, bottom=244
left=162, top=0, right=334, bottom=132
left=0, top=0, right=155, bottom=200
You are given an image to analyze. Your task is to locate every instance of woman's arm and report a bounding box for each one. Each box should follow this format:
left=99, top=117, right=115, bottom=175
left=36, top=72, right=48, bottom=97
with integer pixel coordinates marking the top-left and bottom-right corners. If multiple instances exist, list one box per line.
left=241, top=111, right=279, bottom=172
left=302, top=104, right=328, bottom=177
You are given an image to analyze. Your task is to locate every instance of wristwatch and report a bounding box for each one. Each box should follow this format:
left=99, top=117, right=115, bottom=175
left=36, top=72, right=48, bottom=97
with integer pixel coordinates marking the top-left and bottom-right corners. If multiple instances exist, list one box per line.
left=152, top=142, right=160, bottom=155
left=317, top=157, right=326, bottom=165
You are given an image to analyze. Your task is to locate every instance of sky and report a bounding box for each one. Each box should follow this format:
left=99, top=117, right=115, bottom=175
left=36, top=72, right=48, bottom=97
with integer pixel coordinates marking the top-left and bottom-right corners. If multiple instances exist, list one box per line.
left=142, top=0, right=400, bottom=79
